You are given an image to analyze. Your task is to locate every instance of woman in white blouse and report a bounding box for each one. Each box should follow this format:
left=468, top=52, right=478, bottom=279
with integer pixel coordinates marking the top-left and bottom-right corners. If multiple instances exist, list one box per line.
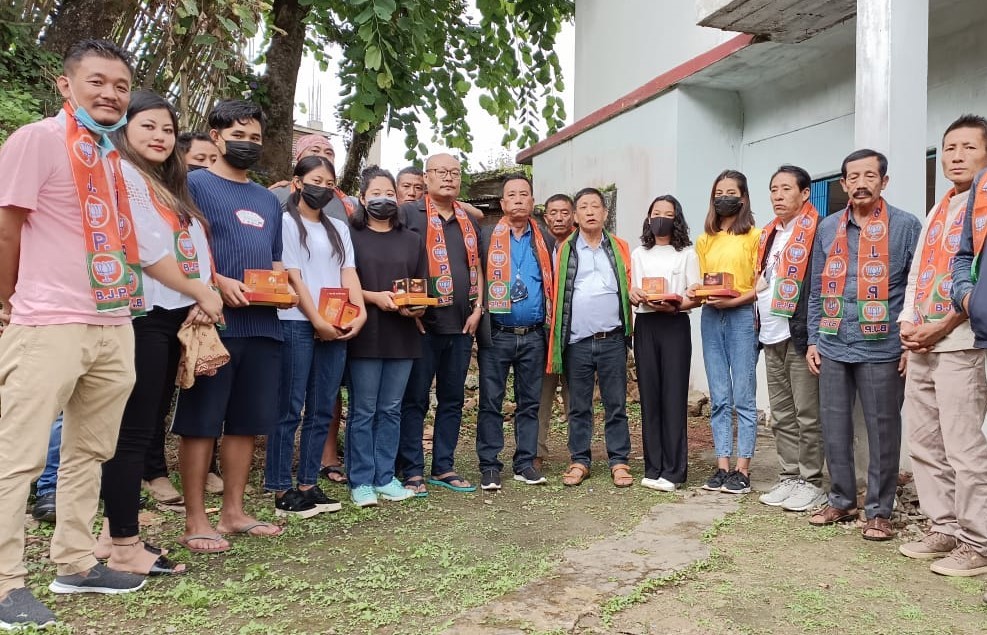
left=629, top=195, right=701, bottom=492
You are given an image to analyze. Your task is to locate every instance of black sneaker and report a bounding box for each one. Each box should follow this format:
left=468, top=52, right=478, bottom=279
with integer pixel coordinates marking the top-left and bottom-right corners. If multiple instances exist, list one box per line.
left=301, top=485, right=342, bottom=513
left=721, top=470, right=751, bottom=494
left=48, top=563, right=145, bottom=595
left=31, top=492, right=56, bottom=523
left=514, top=466, right=547, bottom=485
left=702, top=468, right=729, bottom=491
left=0, top=587, right=56, bottom=629
left=274, top=488, right=321, bottom=519
left=480, top=469, right=502, bottom=491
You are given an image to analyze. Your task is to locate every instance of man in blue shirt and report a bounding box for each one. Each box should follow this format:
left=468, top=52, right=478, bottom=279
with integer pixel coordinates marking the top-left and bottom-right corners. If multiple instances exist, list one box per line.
left=173, top=101, right=289, bottom=553
left=805, top=149, right=921, bottom=541
left=476, top=174, right=555, bottom=490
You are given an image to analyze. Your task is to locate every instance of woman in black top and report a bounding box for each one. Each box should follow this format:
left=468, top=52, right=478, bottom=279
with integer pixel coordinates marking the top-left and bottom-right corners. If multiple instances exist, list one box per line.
left=346, top=167, right=427, bottom=506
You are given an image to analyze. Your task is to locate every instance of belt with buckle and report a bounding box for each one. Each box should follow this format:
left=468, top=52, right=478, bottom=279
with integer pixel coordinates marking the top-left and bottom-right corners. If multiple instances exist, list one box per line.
left=592, top=327, right=624, bottom=340
left=492, top=323, right=544, bottom=336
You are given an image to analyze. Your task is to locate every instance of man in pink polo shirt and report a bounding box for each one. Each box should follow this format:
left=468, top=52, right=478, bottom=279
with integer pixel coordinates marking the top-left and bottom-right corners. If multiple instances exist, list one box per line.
left=0, top=40, right=147, bottom=629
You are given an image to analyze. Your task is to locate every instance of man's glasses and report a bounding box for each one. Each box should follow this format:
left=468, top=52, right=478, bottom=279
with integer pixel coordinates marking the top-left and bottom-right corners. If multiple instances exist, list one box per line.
left=427, top=168, right=461, bottom=179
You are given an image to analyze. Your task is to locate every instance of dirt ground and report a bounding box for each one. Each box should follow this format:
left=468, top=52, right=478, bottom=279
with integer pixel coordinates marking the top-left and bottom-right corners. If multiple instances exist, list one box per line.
left=17, top=378, right=987, bottom=634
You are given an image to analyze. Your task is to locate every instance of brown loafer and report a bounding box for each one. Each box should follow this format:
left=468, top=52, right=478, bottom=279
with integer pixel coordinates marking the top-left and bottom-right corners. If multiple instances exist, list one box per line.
left=808, top=504, right=858, bottom=526
left=562, top=463, right=589, bottom=486
left=862, top=516, right=895, bottom=541
left=610, top=463, right=633, bottom=488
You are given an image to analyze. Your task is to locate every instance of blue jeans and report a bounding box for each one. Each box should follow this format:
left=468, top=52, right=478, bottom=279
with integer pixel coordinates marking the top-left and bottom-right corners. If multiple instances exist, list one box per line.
left=346, top=358, right=414, bottom=488
left=476, top=328, right=545, bottom=472
left=700, top=305, right=758, bottom=459
left=264, top=321, right=346, bottom=491
left=564, top=333, right=631, bottom=467
left=36, top=414, right=64, bottom=498
left=398, top=333, right=474, bottom=478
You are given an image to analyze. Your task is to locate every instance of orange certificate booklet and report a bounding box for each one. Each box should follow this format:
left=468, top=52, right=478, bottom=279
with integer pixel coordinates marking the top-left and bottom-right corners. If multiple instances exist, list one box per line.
left=243, top=269, right=299, bottom=308
left=392, top=278, right=438, bottom=307
left=641, top=277, right=682, bottom=304
left=695, top=272, right=740, bottom=299
left=317, top=288, right=361, bottom=328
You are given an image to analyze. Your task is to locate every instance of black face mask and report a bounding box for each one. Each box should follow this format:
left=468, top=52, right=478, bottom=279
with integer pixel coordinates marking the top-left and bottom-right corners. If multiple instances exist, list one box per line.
left=366, top=197, right=398, bottom=221
left=221, top=139, right=262, bottom=170
left=301, top=184, right=333, bottom=210
left=650, top=217, right=674, bottom=238
left=187, top=164, right=208, bottom=173
left=713, top=196, right=743, bottom=217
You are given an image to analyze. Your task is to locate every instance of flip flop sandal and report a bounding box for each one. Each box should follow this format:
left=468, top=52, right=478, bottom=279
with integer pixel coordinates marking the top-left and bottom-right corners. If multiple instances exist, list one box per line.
left=226, top=522, right=284, bottom=537
left=320, top=464, right=348, bottom=484
left=146, top=554, right=186, bottom=576
left=402, top=476, right=429, bottom=498
left=427, top=473, right=476, bottom=493
left=177, top=533, right=230, bottom=554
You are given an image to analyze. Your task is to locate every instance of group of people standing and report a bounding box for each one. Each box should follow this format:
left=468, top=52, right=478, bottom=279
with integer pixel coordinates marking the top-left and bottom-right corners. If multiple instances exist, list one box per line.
left=1, top=37, right=987, bottom=631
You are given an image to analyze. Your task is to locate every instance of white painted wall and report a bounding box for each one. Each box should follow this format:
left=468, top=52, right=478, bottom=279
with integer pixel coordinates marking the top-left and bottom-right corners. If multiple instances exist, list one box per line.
left=573, top=0, right=736, bottom=118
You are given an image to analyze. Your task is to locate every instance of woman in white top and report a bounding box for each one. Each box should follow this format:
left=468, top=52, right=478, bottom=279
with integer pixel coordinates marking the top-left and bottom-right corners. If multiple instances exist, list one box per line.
left=264, top=155, right=366, bottom=518
left=101, top=91, right=224, bottom=575
left=629, top=195, right=700, bottom=492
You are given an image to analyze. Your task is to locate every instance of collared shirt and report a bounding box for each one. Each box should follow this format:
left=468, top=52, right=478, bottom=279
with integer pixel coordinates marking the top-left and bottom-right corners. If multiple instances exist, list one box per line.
left=569, top=233, right=621, bottom=343
left=493, top=224, right=545, bottom=328
left=807, top=203, right=922, bottom=363
left=900, top=189, right=975, bottom=352
left=756, top=218, right=796, bottom=345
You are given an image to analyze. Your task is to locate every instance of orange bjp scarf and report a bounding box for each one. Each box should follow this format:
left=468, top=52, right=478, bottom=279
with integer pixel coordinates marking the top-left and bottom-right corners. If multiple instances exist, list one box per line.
left=424, top=195, right=479, bottom=306
left=65, top=104, right=145, bottom=315
left=819, top=198, right=890, bottom=340
left=913, top=189, right=964, bottom=323
left=756, top=201, right=819, bottom=318
left=485, top=217, right=553, bottom=314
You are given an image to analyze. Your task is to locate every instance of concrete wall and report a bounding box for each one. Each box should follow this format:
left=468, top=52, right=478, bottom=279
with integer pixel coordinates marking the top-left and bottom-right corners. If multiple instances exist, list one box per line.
left=574, top=0, right=736, bottom=118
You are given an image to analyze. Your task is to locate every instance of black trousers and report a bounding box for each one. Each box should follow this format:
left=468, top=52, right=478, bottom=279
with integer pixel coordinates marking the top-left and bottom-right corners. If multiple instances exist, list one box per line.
left=633, top=311, right=691, bottom=483
left=102, top=306, right=187, bottom=537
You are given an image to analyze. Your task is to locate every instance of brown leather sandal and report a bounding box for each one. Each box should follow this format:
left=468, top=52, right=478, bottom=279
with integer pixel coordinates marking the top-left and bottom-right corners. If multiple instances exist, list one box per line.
left=562, top=463, right=590, bottom=486
left=808, top=505, right=858, bottom=526
left=610, top=463, right=633, bottom=488
left=862, top=517, right=895, bottom=541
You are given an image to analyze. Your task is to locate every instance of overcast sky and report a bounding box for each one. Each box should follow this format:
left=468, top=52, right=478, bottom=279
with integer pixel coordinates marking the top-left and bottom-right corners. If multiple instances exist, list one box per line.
left=289, top=20, right=575, bottom=172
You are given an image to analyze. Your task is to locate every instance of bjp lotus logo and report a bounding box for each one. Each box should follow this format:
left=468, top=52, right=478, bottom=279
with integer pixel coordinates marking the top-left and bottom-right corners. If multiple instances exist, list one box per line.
left=826, top=258, right=846, bottom=278
left=946, top=231, right=962, bottom=253
left=85, top=196, right=110, bottom=228
left=429, top=215, right=443, bottom=229
left=937, top=276, right=953, bottom=299
left=490, top=250, right=508, bottom=268
left=777, top=279, right=799, bottom=301
left=865, top=222, right=887, bottom=241
left=918, top=265, right=936, bottom=289
left=823, top=297, right=841, bottom=317
left=436, top=275, right=454, bottom=295
left=489, top=280, right=509, bottom=300
left=91, top=253, right=124, bottom=285
left=786, top=245, right=807, bottom=264
left=73, top=137, right=99, bottom=168
left=862, top=301, right=888, bottom=322
left=177, top=231, right=196, bottom=259
left=431, top=245, right=448, bottom=263
left=926, top=222, right=943, bottom=245
left=862, top=260, right=887, bottom=284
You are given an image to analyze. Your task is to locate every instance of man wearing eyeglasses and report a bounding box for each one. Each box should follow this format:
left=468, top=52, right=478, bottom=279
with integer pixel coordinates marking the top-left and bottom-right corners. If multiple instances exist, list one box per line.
left=397, top=153, right=484, bottom=495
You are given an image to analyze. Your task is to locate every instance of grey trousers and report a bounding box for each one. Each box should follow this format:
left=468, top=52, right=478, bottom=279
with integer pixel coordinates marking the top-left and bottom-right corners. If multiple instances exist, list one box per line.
left=764, top=339, right=823, bottom=486
left=819, top=356, right=904, bottom=519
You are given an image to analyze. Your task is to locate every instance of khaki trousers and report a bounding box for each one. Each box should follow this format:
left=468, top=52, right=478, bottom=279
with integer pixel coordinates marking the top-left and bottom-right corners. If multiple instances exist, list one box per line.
left=763, top=339, right=823, bottom=485
left=0, top=324, right=134, bottom=595
left=905, top=349, right=987, bottom=553
left=537, top=372, right=568, bottom=458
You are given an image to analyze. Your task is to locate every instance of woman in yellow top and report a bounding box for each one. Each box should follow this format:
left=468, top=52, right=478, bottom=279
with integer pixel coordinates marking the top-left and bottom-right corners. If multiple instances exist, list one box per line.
left=688, top=170, right=761, bottom=495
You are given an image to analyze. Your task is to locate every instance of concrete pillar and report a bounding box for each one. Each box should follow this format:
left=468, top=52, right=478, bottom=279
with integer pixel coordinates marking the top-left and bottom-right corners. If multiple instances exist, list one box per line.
left=854, top=0, right=928, bottom=217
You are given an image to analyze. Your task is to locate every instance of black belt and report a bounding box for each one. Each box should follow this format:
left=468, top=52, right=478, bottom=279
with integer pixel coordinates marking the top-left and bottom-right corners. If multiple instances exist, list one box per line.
left=492, top=323, right=544, bottom=336
left=592, top=327, right=624, bottom=339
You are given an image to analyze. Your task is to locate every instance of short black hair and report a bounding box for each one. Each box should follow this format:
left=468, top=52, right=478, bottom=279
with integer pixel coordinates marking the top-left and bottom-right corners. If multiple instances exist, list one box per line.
left=943, top=114, right=987, bottom=147
left=176, top=131, right=212, bottom=156
left=397, top=166, right=423, bottom=179
left=841, top=149, right=888, bottom=178
left=352, top=165, right=400, bottom=231
left=771, top=164, right=811, bottom=191
left=207, top=100, right=266, bottom=133
left=62, top=39, right=132, bottom=75
left=500, top=172, right=532, bottom=197
left=573, top=187, right=606, bottom=208
left=544, top=193, right=574, bottom=209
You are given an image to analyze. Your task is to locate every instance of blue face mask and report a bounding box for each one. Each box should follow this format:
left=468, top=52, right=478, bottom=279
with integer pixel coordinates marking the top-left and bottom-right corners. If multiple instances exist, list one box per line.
left=71, top=101, right=127, bottom=155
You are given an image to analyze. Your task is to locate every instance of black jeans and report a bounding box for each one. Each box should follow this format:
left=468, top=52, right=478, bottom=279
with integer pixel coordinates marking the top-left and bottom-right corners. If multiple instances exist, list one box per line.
left=102, top=306, right=187, bottom=538
left=476, top=328, right=546, bottom=472
left=634, top=312, right=691, bottom=483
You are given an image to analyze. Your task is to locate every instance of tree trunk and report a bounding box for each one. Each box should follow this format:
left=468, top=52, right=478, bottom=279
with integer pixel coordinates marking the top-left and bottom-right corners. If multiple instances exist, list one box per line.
left=338, top=126, right=380, bottom=195
left=42, top=0, right=133, bottom=56
left=256, top=0, right=311, bottom=183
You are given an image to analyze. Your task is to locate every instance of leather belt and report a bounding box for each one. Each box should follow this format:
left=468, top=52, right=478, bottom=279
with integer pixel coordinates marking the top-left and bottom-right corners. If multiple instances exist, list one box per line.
left=492, top=323, right=544, bottom=336
left=592, top=327, right=624, bottom=339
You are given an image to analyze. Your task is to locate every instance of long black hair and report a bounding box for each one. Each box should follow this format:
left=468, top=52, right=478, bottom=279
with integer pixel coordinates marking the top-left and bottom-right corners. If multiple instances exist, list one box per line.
left=704, top=169, right=755, bottom=235
left=640, top=194, right=691, bottom=251
left=286, top=155, right=344, bottom=263
left=110, top=90, right=207, bottom=230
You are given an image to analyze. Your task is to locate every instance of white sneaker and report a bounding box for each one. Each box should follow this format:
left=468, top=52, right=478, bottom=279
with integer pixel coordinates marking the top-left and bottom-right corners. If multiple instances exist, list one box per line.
left=758, top=478, right=799, bottom=506
left=640, top=477, right=677, bottom=492
left=781, top=481, right=827, bottom=512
